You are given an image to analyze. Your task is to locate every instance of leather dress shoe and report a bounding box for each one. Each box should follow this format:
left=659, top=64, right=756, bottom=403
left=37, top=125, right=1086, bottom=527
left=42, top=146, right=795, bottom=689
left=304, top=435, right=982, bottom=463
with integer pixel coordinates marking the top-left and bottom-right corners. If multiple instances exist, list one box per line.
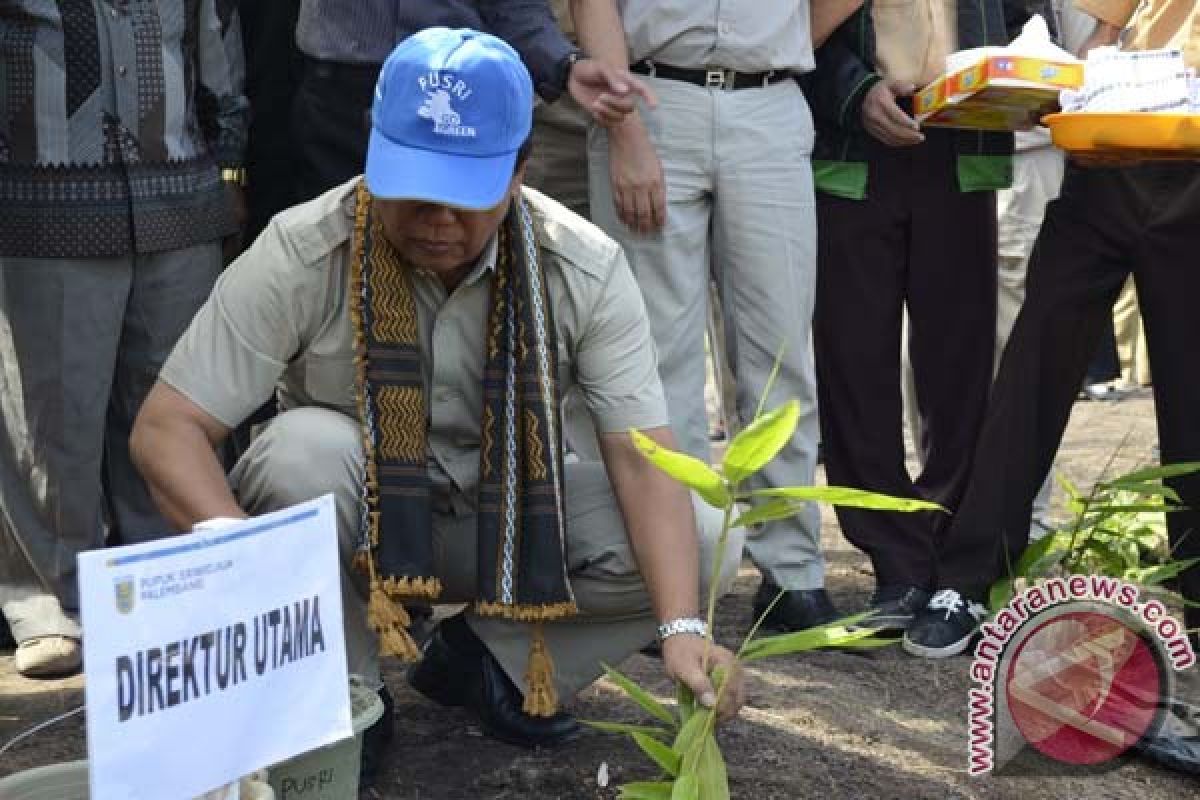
left=753, top=583, right=839, bottom=632
left=408, top=617, right=581, bottom=748
left=359, top=686, right=394, bottom=791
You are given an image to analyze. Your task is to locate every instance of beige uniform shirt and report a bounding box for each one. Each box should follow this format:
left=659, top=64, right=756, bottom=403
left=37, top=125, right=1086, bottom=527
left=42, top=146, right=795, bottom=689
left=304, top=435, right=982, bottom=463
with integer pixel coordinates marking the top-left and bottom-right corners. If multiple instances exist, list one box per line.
left=616, top=0, right=815, bottom=73
left=160, top=180, right=668, bottom=495
left=1077, top=0, right=1200, bottom=67
left=873, top=0, right=960, bottom=87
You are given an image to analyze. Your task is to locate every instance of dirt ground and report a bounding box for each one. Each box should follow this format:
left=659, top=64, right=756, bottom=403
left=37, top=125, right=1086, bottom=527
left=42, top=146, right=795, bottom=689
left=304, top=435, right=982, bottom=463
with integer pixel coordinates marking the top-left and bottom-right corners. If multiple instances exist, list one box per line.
left=2, top=390, right=1197, bottom=799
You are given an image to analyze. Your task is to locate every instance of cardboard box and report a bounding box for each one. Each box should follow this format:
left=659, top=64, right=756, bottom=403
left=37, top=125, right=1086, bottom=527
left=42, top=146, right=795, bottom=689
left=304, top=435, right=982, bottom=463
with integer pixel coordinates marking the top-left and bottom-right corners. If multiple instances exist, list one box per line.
left=914, top=55, right=1084, bottom=131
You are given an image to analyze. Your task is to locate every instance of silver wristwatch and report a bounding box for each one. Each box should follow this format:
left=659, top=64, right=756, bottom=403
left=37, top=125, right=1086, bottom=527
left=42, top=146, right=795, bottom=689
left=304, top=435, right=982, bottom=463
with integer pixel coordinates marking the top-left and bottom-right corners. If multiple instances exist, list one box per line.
left=657, top=617, right=709, bottom=641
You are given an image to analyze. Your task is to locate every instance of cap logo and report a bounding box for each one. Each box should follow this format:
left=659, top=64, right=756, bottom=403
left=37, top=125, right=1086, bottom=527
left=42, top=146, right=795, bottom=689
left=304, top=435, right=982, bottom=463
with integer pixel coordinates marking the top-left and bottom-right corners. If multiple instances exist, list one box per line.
left=416, top=71, right=477, bottom=138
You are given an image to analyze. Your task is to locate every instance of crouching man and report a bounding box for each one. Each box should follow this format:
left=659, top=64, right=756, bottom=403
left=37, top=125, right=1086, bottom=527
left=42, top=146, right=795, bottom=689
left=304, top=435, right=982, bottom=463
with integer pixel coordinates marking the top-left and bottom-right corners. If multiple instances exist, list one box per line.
left=129, top=27, right=746, bottom=772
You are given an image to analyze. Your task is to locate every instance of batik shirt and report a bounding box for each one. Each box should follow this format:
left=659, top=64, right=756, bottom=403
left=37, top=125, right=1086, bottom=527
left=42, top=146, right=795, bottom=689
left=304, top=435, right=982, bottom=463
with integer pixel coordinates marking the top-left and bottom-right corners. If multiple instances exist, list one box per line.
left=0, top=0, right=248, bottom=258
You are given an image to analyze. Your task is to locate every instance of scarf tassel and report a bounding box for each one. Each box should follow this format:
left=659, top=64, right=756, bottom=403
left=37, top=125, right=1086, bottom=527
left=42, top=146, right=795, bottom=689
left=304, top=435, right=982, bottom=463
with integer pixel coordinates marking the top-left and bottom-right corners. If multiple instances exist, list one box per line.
left=522, top=622, right=559, bottom=717
left=367, top=581, right=421, bottom=662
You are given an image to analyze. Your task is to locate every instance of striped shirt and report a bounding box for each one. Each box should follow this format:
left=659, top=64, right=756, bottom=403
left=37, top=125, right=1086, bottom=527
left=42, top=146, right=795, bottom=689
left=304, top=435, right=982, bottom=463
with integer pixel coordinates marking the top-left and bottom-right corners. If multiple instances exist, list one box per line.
left=295, top=0, right=574, bottom=98
left=0, top=0, right=248, bottom=258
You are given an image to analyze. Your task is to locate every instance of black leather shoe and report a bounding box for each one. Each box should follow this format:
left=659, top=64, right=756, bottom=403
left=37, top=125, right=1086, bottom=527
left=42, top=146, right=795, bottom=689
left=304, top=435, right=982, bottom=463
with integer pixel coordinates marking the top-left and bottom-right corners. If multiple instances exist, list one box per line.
left=359, top=686, right=394, bottom=791
left=753, top=582, right=839, bottom=631
left=408, top=616, right=581, bottom=748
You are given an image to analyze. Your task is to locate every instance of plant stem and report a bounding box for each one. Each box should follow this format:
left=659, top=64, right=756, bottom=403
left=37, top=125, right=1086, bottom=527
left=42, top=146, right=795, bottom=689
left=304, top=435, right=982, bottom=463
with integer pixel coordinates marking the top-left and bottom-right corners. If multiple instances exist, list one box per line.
left=703, top=503, right=734, bottom=666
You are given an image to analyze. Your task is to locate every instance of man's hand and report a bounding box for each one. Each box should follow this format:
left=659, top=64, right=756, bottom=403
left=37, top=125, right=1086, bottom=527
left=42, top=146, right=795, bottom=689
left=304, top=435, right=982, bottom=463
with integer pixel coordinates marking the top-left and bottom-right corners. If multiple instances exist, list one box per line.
left=862, top=80, right=925, bottom=147
left=661, top=634, right=745, bottom=722
left=607, top=119, right=666, bottom=233
left=568, top=57, right=657, bottom=127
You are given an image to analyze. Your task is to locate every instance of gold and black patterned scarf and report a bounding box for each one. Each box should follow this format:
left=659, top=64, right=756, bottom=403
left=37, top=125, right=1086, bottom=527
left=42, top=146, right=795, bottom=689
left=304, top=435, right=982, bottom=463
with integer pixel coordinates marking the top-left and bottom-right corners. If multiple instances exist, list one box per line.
left=349, top=182, right=575, bottom=715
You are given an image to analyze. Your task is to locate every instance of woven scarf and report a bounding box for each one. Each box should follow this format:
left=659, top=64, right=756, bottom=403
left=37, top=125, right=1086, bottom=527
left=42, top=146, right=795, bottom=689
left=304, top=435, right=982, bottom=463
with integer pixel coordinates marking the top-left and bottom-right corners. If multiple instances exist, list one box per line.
left=349, top=182, right=576, bottom=715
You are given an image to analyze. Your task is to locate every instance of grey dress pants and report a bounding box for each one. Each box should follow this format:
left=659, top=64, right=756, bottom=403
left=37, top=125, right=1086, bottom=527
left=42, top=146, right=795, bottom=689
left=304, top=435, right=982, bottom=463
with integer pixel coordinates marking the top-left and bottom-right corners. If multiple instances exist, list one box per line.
left=0, top=244, right=222, bottom=641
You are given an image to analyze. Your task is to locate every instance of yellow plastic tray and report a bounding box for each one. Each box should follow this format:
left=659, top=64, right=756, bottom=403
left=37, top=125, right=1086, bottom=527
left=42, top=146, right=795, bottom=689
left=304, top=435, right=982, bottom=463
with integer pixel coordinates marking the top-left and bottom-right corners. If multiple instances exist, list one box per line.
left=1044, top=112, right=1200, bottom=159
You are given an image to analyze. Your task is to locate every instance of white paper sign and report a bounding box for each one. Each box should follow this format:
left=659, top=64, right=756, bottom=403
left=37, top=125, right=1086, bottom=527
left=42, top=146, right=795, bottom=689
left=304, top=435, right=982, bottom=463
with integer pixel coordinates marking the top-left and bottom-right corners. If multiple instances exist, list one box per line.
left=79, top=496, right=353, bottom=800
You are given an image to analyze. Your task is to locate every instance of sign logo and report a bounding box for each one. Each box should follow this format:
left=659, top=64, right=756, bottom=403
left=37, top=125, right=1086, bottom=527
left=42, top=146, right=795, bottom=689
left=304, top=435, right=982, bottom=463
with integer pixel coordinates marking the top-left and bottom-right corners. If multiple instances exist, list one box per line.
left=1006, top=610, right=1162, bottom=765
left=114, top=575, right=136, bottom=615
left=967, top=576, right=1193, bottom=776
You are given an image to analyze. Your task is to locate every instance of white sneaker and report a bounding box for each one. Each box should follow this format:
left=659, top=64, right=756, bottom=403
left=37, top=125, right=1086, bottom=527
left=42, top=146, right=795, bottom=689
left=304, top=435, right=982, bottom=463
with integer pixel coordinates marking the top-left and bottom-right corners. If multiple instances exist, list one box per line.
left=14, top=635, right=82, bottom=678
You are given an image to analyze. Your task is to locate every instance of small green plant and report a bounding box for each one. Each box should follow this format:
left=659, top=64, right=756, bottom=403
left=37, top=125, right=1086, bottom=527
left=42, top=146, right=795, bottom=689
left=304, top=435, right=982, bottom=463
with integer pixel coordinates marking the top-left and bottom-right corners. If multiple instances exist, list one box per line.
left=591, top=398, right=944, bottom=800
left=988, top=461, right=1200, bottom=613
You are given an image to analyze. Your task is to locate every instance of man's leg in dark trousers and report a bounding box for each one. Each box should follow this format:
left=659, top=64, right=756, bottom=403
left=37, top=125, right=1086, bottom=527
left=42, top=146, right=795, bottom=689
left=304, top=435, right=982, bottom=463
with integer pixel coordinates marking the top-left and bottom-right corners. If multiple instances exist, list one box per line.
left=937, top=165, right=1141, bottom=599
left=814, top=131, right=996, bottom=591
left=1133, top=165, right=1200, bottom=643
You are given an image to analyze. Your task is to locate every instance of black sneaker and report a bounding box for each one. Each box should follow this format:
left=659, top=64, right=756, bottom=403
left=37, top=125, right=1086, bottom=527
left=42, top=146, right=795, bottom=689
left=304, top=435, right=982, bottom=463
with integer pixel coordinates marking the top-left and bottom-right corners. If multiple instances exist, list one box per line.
left=902, top=589, right=987, bottom=658
left=858, top=586, right=930, bottom=634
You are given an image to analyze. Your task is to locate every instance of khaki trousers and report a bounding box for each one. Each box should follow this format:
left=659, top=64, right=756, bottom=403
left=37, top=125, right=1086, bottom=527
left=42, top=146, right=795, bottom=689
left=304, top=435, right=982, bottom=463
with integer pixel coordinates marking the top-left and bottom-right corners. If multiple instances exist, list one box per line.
left=527, top=96, right=591, bottom=220
left=230, top=407, right=743, bottom=697
left=1114, top=277, right=1151, bottom=386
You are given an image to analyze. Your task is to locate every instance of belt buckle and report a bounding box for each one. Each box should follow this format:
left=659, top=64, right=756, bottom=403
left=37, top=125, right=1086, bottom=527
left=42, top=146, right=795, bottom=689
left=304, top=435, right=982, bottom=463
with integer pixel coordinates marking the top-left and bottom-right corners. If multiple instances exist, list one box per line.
left=705, top=67, right=735, bottom=90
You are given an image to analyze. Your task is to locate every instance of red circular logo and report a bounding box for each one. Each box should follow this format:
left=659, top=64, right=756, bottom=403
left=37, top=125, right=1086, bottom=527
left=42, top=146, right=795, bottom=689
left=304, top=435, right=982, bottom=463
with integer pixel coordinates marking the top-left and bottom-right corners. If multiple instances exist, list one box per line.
left=1005, top=610, right=1163, bottom=765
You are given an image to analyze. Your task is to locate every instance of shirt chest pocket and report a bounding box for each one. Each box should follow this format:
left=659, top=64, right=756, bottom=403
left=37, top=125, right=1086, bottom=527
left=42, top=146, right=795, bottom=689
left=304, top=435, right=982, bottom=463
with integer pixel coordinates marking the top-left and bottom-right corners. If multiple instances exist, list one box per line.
left=300, top=352, right=358, bottom=413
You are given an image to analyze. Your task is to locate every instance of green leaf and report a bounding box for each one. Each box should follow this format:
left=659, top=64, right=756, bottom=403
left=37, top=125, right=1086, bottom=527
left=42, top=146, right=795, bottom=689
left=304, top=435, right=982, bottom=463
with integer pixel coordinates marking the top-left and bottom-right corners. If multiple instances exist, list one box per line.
left=1109, top=462, right=1200, bottom=484
left=1124, top=557, right=1200, bottom=586
left=671, top=774, right=700, bottom=800
left=634, top=732, right=682, bottom=777
left=603, top=664, right=677, bottom=728
left=988, top=578, right=1014, bottom=612
left=1077, top=539, right=1128, bottom=576
left=722, top=400, right=800, bottom=484
left=620, top=782, right=675, bottom=800
left=631, top=430, right=731, bottom=509
left=732, top=498, right=803, bottom=528
left=672, top=710, right=712, bottom=758
left=741, top=621, right=891, bottom=662
left=1101, top=480, right=1181, bottom=503
left=583, top=720, right=673, bottom=739
left=1085, top=504, right=1181, bottom=517
left=749, top=486, right=944, bottom=513
left=1014, top=531, right=1072, bottom=578
left=695, top=733, right=730, bottom=800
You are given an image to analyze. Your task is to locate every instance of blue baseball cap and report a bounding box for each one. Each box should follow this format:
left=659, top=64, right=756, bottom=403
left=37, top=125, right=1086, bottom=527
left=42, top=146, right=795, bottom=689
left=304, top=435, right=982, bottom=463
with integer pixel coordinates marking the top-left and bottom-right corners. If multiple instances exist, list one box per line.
left=365, top=28, right=534, bottom=210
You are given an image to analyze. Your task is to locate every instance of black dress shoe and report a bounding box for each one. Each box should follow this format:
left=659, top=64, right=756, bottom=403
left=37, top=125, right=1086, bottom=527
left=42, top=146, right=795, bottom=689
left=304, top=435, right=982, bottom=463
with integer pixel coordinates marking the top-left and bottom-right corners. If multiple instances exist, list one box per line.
left=408, top=616, right=581, bottom=748
left=753, top=583, right=839, bottom=632
left=858, top=586, right=931, bottom=634
left=359, top=686, right=394, bottom=791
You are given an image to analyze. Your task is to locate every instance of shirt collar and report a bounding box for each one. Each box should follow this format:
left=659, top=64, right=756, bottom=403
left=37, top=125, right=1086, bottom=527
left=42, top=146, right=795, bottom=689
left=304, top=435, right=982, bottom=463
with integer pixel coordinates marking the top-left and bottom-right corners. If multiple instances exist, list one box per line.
left=412, top=234, right=498, bottom=290
left=462, top=234, right=499, bottom=286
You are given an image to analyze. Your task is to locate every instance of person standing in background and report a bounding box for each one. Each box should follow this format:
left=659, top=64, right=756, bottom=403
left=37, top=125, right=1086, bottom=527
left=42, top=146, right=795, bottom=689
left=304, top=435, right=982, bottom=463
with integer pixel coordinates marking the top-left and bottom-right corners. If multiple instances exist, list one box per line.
left=915, top=0, right=1200, bottom=657
left=806, top=0, right=1048, bottom=641
left=577, top=0, right=858, bottom=632
left=901, top=0, right=1097, bottom=538
left=292, top=0, right=653, bottom=203
left=0, top=0, right=247, bottom=678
